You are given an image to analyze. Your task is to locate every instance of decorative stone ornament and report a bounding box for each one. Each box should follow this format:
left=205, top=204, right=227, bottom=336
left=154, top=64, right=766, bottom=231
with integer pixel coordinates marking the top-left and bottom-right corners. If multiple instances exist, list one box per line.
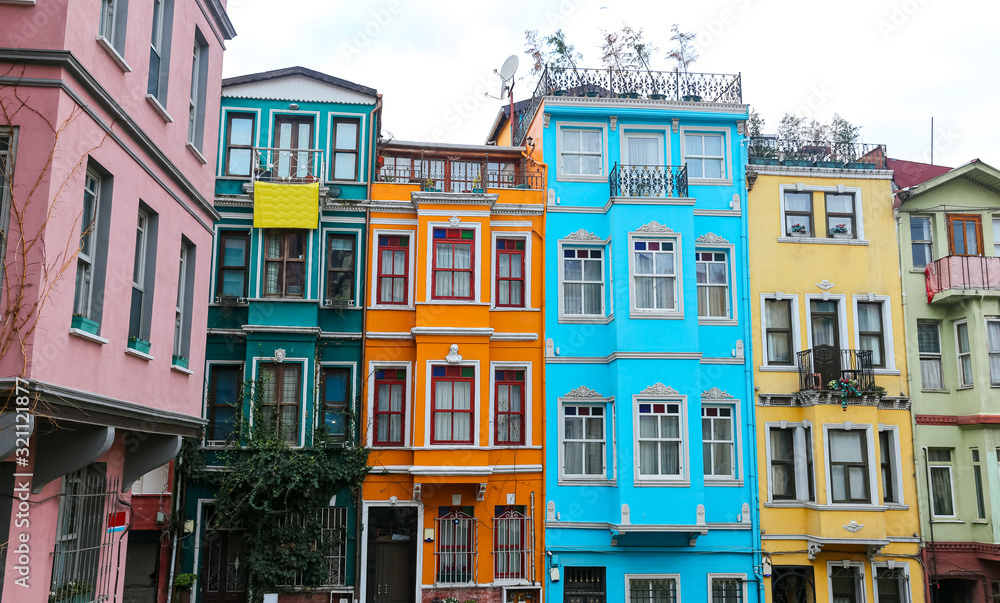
left=621, top=504, right=630, bottom=525
left=695, top=232, right=730, bottom=244
left=565, top=228, right=602, bottom=241
left=702, top=387, right=734, bottom=399
left=609, top=116, right=618, bottom=131
left=564, top=385, right=603, bottom=398
left=635, top=221, right=674, bottom=234
left=641, top=383, right=680, bottom=396
left=843, top=520, right=864, bottom=532
left=274, top=348, right=286, bottom=363
left=445, top=344, right=462, bottom=364
left=696, top=504, right=706, bottom=525
left=816, top=279, right=835, bottom=290
left=448, top=216, right=461, bottom=227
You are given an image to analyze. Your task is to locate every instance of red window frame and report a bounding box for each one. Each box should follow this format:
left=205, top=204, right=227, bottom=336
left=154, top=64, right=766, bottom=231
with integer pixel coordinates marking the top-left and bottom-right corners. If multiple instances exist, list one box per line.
left=432, top=228, right=475, bottom=301
left=494, top=369, right=525, bottom=445
left=431, top=365, right=475, bottom=445
left=495, top=238, right=525, bottom=308
left=376, top=235, right=409, bottom=305
left=373, top=368, right=406, bottom=446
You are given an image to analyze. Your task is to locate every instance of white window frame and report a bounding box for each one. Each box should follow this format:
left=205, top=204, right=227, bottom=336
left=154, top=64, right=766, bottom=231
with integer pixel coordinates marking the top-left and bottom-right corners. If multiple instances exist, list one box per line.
left=877, top=425, right=904, bottom=506
left=628, top=231, right=682, bottom=319
left=326, top=111, right=368, bottom=183
left=987, top=318, right=1000, bottom=387
left=927, top=447, right=957, bottom=519
left=489, top=231, right=533, bottom=310
left=173, top=243, right=188, bottom=358
left=822, top=423, right=878, bottom=507
left=680, top=126, right=732, bottom=186
left=187, top=41, right=201, bottom=144
left=706, top=573, right=748, bottom=603
left=702, top=401, right=742, bottom=485
left=0, top=127, right=15, bottom=296
left=917, top=320, right=944, bottom=391
left=764, top=421, right=815, bottom=504
left=558, top=236, right=610, bottom=323
left=249, top=356, right=309, bottom=448
left=760, top=294, right=801, bottom=370
left=805, top=294, right=849, bottom=352
left=826, top=561, right=866, bottom=603
left=216, top=107, right=262, bottom=178
left=556, top=122, right=608, bottom=182
left=321, top=227, right=362, bottom=308
left=852, top=295, right=897, bottom=373
left=74, top=170, right=101, bottom=319
left=624, top=573, right=681, bottom=603
left=910, top=215, right=933, bottom=270
left=779, top=184, right=866, bottom=243
left=97, top=0, right=129, bottom=57
left=633, top=393, right=688, bottom=486
left=424, top=220, right=482, bottom=304
left=488, top=361, right=532, bottom=447
left=365, top=361, right=412, bottom=448
left=955, top=320, right=973, bottom=387
left=696, top=243, right=737, bottom=324
left=369, top=228, right=416, bottom=310
left=871, top=561, right=912, bottom=603
left=558, top=394, right=615, bottom=484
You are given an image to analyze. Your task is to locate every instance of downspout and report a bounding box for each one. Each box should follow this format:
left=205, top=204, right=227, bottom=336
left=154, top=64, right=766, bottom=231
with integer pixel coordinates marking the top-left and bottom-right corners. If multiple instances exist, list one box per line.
left=356, top=92, right=382, bottom=599
left=166, top=458, right=182, bottom=603
left=739, top=134, right=764, bottom=603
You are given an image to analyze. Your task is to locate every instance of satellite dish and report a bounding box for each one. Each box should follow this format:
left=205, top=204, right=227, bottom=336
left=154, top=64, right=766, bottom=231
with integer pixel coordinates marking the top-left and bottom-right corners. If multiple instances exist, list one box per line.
left=499, top=55, right=519, bottom=81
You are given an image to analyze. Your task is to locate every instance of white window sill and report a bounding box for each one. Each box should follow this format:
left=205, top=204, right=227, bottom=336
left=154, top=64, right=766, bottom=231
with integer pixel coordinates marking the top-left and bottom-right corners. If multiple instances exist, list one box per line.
left=911, top=268, right=928, bottom=273
left=559, top=314, right=613, bottom=324
left=171, top=364, right=193, bottom=375
left=705, top=479, right=744, bottom=487
left=931, top=518, right=964, bottom=523
left=630, top=311, right=684, bottom=320
left=96, top=35, right=132, bottom=72
left=872, top=369, right=901, bottom=376
left=69, top=328, right=108, bottom=345
left=973, top=519, right=990, bottom=524
left=489, top=306, right=541, bottom=312
left=634, top=479, right=690, bottom=487
left=699, top=318, right=737, bottom=326
left=145, top=94, right=174, bottom=123
left=368, top=305, right=415, bottom=311
left=778, top=236, right=869, bottom=246
left=957, top=385, right=974, bottom=391
left=186, top=141, right=208, bottom=165
left=558, top=479, right=617, bottom=487
left=884, top=503, right=910, bottom=511
left=688, top=178, right=734, bottom=187
left=0, top=0, right=38, bottom=5
left=921, top=388, right=950, bottom=394
left=759, top=365, right=799, bottom=372
left=125, top=347, right=154, bottom=361
left=249, top=297, right=312, bottom=303
left=418, top=300, right=490, bottom=306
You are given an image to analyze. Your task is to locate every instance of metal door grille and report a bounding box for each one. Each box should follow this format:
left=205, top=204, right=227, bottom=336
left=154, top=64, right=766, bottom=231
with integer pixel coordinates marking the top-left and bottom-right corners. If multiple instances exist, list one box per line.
left=771, top=566, right=816, bottom=603
left=493, top=508, right=531, bottom=581
left=50, top=465, right=124, bottom=603
left=565, top=567, right=606, bottom=603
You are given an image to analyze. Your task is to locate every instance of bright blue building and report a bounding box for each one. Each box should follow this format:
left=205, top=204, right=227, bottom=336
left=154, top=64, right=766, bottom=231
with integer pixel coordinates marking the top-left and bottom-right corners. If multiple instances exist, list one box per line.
left=493, top=68, right=760, bottom=603
left=180, top=66, right=379, bottom=603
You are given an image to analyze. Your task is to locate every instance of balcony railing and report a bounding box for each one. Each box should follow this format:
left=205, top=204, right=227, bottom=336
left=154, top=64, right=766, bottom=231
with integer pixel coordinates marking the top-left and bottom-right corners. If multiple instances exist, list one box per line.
left=797, top=347, right=875, bottom=393
left=610, top=163, right=687, bottom=198
left=377, top=161, right=543, bottom=191
left=748, top=138, right=887, bottom=170
left=253, top=147, right=325, bottom=185
left=926, top=255, right=1000, bottom=301
left=512, top=66, right=742, bottom=145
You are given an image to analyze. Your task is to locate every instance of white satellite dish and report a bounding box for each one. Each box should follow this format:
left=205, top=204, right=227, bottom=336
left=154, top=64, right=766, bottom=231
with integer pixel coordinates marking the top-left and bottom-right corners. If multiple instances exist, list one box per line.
left=499, top=55, right=519, bottom=81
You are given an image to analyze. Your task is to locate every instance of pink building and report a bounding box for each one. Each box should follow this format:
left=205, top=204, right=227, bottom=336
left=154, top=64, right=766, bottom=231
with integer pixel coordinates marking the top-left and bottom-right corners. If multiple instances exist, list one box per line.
left=0, top=1, right=234, bottom=602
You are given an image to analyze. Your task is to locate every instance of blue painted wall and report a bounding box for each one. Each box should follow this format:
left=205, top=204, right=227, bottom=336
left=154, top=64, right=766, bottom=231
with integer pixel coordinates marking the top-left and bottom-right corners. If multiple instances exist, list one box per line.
left=541, top=101, right=761, bottom=602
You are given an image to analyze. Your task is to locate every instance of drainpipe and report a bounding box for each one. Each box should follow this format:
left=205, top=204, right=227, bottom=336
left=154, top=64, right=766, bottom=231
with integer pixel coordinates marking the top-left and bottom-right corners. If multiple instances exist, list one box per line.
left=167, top=457, right=182, bottom=603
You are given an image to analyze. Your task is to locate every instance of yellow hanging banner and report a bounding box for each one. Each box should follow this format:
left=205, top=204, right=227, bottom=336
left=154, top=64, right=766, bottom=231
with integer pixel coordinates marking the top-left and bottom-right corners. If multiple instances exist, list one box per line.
left=253, top=181, right=320, bottom=229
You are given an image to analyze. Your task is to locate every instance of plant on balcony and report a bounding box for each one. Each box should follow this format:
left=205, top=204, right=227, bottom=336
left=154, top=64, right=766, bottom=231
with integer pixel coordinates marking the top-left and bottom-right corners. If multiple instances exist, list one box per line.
left=667, top=24, right=700, bottom=101
left=70, top=313, right=100, bottom=335
left=829, top=377, right=862, bottom=410
left=172, top=354, right=188, bottom=369
left=423, top=178, right=440, bottom=192
left=127, top=335, right=151, bottom=355
left=472, top=173, right=483, bottom=193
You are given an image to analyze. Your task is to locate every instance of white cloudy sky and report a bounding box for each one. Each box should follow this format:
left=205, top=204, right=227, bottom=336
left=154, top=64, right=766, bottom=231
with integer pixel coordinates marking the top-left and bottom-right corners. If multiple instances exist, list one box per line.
left=222, top=0, right=1000, bottom=168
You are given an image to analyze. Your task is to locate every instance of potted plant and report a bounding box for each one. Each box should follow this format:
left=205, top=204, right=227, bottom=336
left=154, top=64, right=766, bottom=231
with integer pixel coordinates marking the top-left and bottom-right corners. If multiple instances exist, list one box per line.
left=667, top=25, right=701, bottom=101
left=472, top=174, right=484, bottom=194
left=829, top=377, right=862, bottom=410
left=128, top=335, right=151, bottom=354
left=173, top=573, right=195, bottom=603
left=423, top=178, right=439, bottom=192
left=829, top=224, right=851, bottom=239
left=49, top=581, right=92, bottom=603
left=70, top=313, right=100, bottom=335
left=172, top=354, right=189, bottom=369
left=789, top=224, right=809, bottom=237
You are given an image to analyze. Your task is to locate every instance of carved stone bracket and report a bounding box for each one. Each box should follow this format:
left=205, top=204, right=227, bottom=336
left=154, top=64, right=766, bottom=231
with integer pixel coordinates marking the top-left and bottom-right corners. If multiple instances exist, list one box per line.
left=807, top=542, right=823, bottom=560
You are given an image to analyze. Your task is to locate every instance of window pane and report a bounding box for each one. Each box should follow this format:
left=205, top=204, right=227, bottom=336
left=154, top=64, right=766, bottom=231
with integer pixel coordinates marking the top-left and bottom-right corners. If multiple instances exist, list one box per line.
left=910, top=216, right=931, bottom=241
left=917, top=322, right=940, bottom=353
left=703, top=134, right=722, bottom=156
left=766, top=299, right=791, bottom=328
left=784, top=192, right=812, bottom=212
left=335, top=122, right=358, bottom=149
left=334, top=153, right=357, bottom=180
left=829, top=431, right=864, bottom=462
left=826, top=194, right=854, bottom=214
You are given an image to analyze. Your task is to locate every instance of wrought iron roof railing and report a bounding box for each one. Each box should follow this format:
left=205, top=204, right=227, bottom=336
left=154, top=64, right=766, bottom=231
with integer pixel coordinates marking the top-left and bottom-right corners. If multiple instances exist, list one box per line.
left=512, top=66, right=742, bottom=145
left=748, top=138, right=887, bottom=170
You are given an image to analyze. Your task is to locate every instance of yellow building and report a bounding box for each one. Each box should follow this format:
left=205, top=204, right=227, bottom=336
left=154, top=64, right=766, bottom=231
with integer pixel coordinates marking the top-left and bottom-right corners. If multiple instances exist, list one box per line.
left=746, top=142, right=925, bottom=603
left=360, top=141, right=546, bottom=603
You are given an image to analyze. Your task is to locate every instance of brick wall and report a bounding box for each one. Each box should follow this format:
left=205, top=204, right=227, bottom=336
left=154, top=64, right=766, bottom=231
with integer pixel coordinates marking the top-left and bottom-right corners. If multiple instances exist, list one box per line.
left=422, top=586, right=503, bottom=603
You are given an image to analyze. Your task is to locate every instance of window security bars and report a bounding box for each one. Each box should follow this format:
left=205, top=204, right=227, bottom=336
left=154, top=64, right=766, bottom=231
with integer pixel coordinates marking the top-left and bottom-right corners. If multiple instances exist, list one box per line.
left=278, top=507, right=348, bottom=587
left=493, top=508, right=532, bottom=581
left=435, top=511, right=476, bottom=584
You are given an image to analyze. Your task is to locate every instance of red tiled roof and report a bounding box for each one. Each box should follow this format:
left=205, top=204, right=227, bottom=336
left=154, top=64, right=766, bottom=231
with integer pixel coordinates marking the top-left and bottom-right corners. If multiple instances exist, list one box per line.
left=887, top=158, right=952, bottom=190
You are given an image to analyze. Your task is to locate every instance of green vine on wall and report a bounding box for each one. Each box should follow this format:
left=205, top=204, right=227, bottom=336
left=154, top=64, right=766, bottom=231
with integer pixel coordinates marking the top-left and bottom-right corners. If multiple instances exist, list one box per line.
left=184, top=374, right=369, bottom=600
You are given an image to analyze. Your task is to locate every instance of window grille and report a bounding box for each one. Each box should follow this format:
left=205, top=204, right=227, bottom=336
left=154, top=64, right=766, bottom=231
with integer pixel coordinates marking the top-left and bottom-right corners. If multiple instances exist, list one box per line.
left=435, top=510, right=476, bottom=583
left=279, top=507, right=348, bottom=587
left=493, top=507, right=531, bottom=581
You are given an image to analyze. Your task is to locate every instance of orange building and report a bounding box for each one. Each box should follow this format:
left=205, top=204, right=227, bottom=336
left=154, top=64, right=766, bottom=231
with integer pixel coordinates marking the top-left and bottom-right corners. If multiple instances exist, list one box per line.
left=361, top=141, right=546, bottom=603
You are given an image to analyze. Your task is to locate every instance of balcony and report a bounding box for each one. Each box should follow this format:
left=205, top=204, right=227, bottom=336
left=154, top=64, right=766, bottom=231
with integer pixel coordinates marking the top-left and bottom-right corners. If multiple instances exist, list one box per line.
left=748, top=138, right=887, bottom=170
left=797, top=347, right=875, bottom=393
left=377, top=156, right=543, bottom=191
left=252, top=147, right=326, bottom=185
left=610, top=163, right=687, bottom=198
left=926, top=255, right=1000, bottom=302
left=512, top=66, right=742, bottom=145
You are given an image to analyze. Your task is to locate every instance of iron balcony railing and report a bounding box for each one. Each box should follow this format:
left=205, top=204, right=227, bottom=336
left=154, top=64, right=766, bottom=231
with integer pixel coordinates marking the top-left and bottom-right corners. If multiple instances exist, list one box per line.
left=797, top=348, right=875, bottom=393
left=253, top=147, right=325, bottom=185
left=610, top=163, right=688, bottom=198
left=513, top=66, right=742, bottom=145
left=926, top=255, right=1000, bottom=300
left=748, top=137, right=887, bottom=169
left=377, top=161, right=543, bottom=191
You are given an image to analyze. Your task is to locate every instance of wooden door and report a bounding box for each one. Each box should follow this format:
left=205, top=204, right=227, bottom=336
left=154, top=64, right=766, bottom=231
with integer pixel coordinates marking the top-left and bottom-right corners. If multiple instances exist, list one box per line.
left=366, top=507, right=417, bottom=603
left=810, top=300, right=841, bottom=387
left=202, top=531, right=248, bottom=603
